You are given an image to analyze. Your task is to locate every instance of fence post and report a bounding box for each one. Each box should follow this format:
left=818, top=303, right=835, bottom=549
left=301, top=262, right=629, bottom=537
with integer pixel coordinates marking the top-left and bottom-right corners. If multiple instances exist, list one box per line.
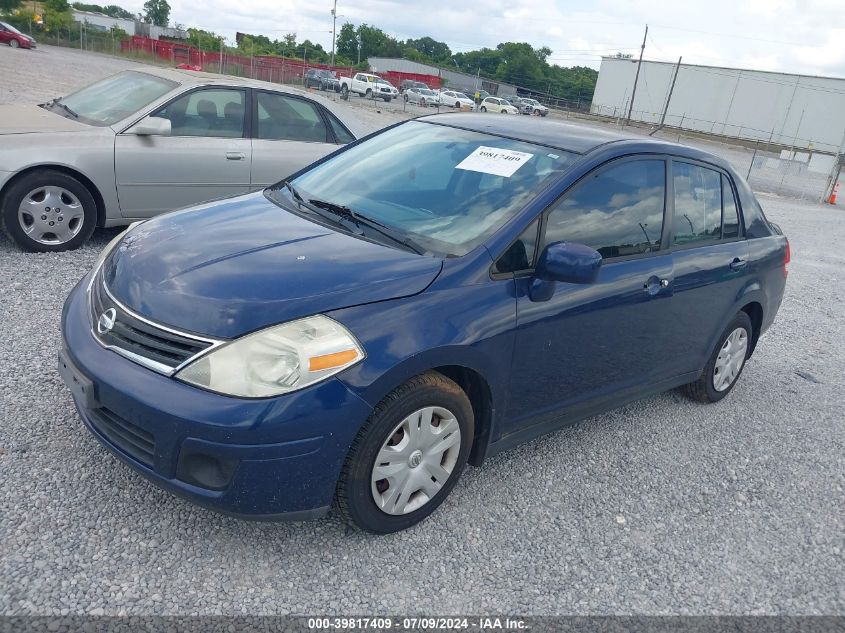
left=747, top=139, right=759, bottom=180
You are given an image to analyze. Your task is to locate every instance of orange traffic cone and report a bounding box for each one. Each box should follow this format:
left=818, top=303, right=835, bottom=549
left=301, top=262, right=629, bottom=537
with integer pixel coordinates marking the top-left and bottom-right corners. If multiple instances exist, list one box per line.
left=828, top=182, right=839, bottom=205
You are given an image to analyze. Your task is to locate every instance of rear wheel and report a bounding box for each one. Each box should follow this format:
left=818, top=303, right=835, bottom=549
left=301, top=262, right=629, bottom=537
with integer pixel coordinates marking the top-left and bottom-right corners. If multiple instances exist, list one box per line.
left=683, top=311, right=753, bottom=403
left=1, top=170, right=97, bottom=252
left=335, top=372, right=474, bottom=534
left=340, top=85, right=349, bottom=100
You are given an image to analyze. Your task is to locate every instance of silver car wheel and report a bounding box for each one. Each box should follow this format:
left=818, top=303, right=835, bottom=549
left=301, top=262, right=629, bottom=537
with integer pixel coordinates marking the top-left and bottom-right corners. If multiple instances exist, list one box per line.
left=370, top=406, right=462, bottom=516
left=18, top=185, right=85, bottom=245
left=713, top=327, right=748, bottom=391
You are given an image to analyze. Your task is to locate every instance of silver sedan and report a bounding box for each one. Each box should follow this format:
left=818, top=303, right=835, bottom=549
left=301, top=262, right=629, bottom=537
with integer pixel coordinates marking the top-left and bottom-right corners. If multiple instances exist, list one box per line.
left=0, top=67, right=365, bottom=251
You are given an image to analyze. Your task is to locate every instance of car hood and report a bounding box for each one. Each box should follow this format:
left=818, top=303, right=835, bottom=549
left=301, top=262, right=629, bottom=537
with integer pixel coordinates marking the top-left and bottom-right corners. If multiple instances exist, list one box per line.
left=0, top=104, right=91, bottom=134
left=103, top=192, right=443, bottom=339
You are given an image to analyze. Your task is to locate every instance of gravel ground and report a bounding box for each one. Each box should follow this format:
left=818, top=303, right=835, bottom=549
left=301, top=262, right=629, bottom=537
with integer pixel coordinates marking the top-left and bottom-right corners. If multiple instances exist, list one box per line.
left=1, top=45, right=844, bottom=616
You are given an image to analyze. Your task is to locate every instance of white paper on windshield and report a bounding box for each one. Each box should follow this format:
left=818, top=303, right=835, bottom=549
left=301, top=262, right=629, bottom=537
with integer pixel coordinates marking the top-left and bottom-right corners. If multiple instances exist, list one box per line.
left=456, top=146, right=534, bottom=178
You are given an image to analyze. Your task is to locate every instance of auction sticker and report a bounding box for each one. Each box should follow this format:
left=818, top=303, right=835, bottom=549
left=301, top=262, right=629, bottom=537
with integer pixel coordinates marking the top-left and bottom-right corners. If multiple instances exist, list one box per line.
left=456, top=146, right=534, bottom=178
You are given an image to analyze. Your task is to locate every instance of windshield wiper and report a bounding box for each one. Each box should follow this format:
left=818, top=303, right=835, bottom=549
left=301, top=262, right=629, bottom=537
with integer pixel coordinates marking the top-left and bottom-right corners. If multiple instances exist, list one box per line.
left=47, top=98, right=78, bottom=119
left=307, top=198, right=426, bottom=255
left=282, top=182, right=364, bottom=236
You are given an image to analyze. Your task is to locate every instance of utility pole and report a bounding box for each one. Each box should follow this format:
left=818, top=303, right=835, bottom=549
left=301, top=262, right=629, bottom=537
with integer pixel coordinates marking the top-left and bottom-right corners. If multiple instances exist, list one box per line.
left=650, top=55, right=681, bottom=136
left=330, top=0, right=337, bottom=66
left=357, top=35, right=361, bottom=65
left=626, top=24, right=647, bottom=124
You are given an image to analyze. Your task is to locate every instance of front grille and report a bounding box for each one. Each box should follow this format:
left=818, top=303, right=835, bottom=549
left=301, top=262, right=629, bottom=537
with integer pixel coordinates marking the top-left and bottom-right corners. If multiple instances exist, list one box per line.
left=88, top=406, right=155, bottom=467
left=89, top=269, right=217, bottom=374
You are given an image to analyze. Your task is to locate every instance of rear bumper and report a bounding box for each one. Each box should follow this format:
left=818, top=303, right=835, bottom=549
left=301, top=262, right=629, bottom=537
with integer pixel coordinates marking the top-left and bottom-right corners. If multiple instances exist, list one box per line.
left=60, top=277, right=373, bottom=519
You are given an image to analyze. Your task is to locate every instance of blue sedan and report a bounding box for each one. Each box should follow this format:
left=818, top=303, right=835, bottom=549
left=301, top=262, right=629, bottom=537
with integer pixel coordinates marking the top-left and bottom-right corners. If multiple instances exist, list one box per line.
left=60, top=114, right=789, bottom=533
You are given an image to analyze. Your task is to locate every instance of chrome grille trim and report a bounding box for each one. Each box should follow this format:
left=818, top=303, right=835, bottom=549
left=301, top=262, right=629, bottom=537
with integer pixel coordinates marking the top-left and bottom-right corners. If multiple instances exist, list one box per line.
left=87, top=268, right=226, bottom=376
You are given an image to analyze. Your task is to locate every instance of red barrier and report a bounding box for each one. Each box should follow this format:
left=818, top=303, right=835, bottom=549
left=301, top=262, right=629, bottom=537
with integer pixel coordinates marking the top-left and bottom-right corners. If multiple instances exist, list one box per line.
left=121, top=36, right=441, bottom=88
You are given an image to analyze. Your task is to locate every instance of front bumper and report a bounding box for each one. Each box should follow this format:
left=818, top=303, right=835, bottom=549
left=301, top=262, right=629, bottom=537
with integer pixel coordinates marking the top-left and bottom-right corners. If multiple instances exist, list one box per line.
left=60, top=277, right=373, bottom=519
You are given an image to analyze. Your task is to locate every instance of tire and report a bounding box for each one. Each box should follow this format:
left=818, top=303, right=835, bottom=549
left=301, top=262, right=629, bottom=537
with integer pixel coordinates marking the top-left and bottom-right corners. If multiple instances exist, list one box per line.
left=340, top=85, right=349, bottom=100
left=335, top=371, right=474, bottom=534
left=365, top=88, right=373, bottom=100
left=683, top=311, right=753, bottom=403
left=383, top=96, right=390, bottom=103
left=1, top=169, right=97, bottom=252
left=10, top=39, right=20, bottom=49
left=454, top=101, right=460, bottom=109
left=480, top=106, right=487, bottom=112
left=501, top=109, right=507, bottom=114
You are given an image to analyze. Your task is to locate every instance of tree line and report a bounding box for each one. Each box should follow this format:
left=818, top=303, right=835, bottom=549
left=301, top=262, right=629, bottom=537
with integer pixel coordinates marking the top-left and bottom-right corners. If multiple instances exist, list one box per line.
left=0, top=0, right=597, bottom=102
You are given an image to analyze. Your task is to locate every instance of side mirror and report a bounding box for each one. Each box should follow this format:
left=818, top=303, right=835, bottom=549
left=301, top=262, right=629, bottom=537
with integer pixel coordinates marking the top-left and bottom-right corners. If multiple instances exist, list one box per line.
left=535, top=241, right=602, bottom=284
left=129, top=116, right=171, bottom=136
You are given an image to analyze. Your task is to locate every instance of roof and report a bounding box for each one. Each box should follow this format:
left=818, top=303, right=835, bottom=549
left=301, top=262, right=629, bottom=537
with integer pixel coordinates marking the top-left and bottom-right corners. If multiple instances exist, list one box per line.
left=600, top=55, right=845, bottom=84
left=417, top=113, right=641, bottom=154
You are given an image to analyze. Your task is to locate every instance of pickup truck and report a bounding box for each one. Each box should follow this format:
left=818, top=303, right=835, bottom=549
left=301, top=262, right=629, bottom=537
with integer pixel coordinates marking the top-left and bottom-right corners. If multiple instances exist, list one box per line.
left=339, top=73, right=398, bottom=102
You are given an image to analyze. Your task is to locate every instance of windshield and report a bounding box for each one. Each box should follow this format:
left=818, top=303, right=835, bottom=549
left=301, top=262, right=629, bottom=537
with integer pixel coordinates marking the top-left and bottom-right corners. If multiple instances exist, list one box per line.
left=420, top=90, right=436, bottom=96
left=2, top=21, right=24, bottom=35
left=56, top=71, right=178, bottom=125
left=456, top=93, right=469, bottom=99
left=271, top=120, right=577, bottom=256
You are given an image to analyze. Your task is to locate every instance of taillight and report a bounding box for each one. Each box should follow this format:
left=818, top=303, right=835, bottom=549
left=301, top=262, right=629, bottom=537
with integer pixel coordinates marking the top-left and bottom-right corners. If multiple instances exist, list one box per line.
left=783, top=240, right=791, bottom=278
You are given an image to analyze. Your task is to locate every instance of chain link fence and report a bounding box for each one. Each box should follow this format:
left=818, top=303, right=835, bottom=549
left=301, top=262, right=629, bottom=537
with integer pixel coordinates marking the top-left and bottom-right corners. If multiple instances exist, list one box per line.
left=543, top=105, right=844, bottom=207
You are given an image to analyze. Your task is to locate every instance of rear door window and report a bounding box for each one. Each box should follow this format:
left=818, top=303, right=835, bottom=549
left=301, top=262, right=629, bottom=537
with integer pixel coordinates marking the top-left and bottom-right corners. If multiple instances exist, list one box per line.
left=672, top=162, right=722, bottom=245
left=671, top=162, right=743, bottom=245
left=256, top=92, right=329, bottom=143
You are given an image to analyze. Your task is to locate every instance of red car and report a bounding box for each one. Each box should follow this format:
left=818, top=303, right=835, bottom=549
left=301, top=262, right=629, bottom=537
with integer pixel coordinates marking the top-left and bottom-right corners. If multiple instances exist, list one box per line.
left=0, top=21, right=36, bottom=49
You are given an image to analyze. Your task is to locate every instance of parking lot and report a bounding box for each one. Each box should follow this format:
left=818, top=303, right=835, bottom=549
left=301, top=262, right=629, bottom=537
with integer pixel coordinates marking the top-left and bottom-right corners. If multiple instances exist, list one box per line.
left=1, top=45, right=843, bottom=616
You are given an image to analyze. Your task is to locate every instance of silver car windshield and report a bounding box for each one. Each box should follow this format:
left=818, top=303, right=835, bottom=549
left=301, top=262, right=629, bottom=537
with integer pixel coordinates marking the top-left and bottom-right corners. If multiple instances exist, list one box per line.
left=57, top=71, right=178, bottom=126
left=277, top=120, right=578, bottom=256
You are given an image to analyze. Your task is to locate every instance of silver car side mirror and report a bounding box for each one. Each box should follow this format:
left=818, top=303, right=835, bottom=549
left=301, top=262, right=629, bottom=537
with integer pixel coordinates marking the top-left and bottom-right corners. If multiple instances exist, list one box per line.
left=130, top=116, right=171, bottom=136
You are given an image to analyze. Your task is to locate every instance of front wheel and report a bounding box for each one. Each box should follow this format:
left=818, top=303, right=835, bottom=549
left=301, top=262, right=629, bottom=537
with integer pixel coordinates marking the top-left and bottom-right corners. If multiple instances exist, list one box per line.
left=683, top=311, right=753, bottom=403
left=365, top=88, right=373, bottom=99
left=480, top=106, right=487, bottom=112
left=335, top=372, right=474, bottom=534
left=10, top=39, right=20, bottom=48
left=1, top=169, right=97, bottom=252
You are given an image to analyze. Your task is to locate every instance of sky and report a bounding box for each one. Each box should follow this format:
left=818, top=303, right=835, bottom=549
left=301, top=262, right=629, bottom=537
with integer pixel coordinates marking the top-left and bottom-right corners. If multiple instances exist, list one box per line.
left=120, top=0, right=845, bottom=78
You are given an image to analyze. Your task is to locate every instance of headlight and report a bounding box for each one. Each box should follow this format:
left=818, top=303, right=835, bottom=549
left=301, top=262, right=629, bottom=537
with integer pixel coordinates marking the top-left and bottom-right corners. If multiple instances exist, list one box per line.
left=175, top=315, right=364, bottom=398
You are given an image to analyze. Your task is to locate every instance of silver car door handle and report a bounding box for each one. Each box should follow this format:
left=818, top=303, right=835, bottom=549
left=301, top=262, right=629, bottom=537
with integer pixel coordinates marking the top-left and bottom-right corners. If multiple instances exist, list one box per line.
left=226, top=152, right=246, bottom=160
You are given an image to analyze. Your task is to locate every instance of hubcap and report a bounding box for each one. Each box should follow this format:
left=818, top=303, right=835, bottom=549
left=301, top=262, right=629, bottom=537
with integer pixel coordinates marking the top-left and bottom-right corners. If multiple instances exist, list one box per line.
left=18, top=186, right=84, bottom=245
left=370, top=406, right=462, bottom=516
left=713, top=327, right=748, bottom=392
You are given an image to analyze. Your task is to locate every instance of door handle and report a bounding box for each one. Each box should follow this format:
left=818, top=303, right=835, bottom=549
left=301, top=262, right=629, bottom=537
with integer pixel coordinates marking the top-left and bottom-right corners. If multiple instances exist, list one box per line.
left=729, top=258, right=747, bottom=271
left=226, top=151, right=246, bottom=160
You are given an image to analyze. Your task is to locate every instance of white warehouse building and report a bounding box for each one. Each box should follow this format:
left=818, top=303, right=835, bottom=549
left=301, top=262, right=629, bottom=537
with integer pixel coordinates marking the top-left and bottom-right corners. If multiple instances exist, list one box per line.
left=591, top=56, right=845, bottom=154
